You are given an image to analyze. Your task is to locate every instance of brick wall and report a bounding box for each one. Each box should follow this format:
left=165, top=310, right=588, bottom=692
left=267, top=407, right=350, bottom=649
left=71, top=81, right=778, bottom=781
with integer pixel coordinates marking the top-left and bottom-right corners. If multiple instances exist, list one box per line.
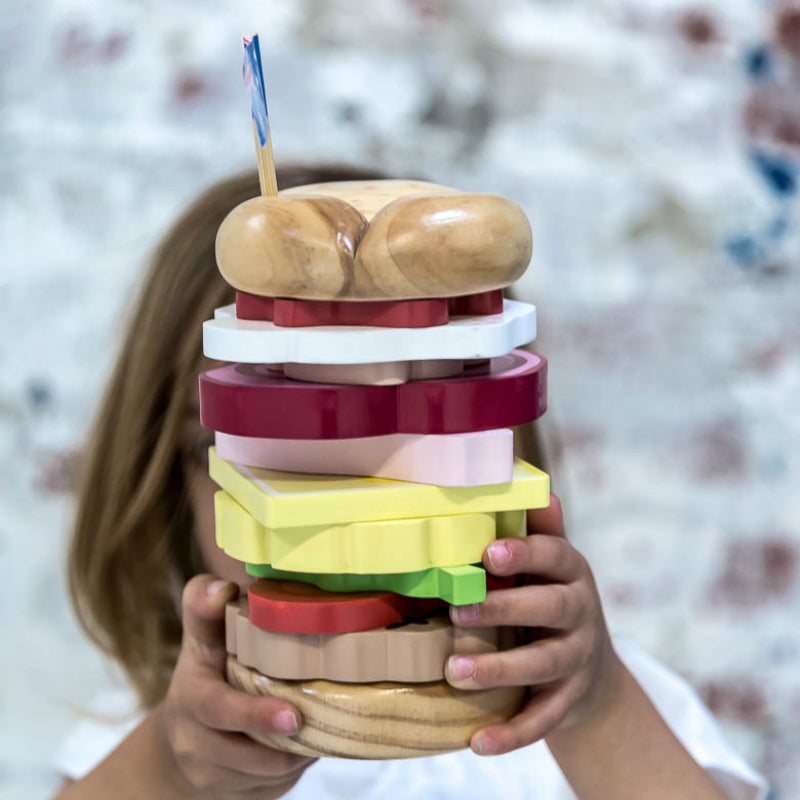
left=1, top=1, right=797, bottom=796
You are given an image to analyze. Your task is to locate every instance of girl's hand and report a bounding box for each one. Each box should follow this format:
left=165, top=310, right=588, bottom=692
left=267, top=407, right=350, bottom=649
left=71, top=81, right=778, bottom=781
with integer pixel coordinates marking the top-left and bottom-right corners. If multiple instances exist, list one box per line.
left=445, top=494, right=624, bottom=756
left=158, top=574, right=316, bottom=798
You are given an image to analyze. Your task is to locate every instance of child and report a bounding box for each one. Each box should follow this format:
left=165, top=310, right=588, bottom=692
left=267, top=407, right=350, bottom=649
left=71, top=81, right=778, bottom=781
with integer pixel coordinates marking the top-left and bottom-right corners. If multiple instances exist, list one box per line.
left=54, top=166, right=767, bottom=800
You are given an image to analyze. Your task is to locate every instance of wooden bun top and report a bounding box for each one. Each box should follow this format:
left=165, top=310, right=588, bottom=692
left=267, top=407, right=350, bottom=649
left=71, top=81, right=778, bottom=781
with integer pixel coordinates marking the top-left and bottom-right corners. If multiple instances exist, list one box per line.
left=215, top=179, right=532, bottom=301
left=280, top=179, right=461, bottom=221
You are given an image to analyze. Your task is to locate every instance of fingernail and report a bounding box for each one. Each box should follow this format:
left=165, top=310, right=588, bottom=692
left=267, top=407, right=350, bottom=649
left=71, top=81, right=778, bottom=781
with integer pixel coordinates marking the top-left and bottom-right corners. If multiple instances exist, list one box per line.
left=274, top=709, right=300, bottom=735
left=206, top=579, right=229, bottom=598
left=487, top=541, right=512, bottom=570
left=447, top=656, right=475, bottom=682
left=451, top=604, right=479, bottom=624
left=474, top=735, right=497, bottom=755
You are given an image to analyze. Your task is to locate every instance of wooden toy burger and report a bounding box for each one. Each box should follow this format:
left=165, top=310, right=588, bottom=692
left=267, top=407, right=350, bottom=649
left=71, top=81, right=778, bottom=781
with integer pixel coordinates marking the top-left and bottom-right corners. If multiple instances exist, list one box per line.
left=198, top=36, right=550, bottom=760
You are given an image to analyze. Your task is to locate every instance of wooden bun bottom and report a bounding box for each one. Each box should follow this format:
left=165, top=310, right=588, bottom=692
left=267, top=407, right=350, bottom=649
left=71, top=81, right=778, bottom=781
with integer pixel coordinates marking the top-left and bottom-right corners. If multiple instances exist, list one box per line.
left=227, top=655, right=524, bottom=760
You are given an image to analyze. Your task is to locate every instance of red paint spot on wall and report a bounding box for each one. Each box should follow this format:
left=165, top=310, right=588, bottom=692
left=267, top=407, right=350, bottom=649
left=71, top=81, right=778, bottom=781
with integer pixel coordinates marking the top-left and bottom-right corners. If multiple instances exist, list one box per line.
left=774, top=1, right=800, bottom=54
left=691, top=418, right=749, bottom=482
left=561, top=423, right=603, bottom=453
left=677, top=10, right=719, bottom=45
left=404, top=0, right=450, bottom=24
left=745, top=87, right=800, bottom=150
left=700, top=678, right=768, bottom=726
left=740, top=341, right=787, bottom=374
left=34, top=448, right=82, bottom=495
left=59, top=26, right=92, bottom=62
left=58, top=25, right=130, bottom=64
left=708, top=537, right=798, bottom=607
left=608, top=583, right=639, bottom=606
left=101, top=32, right=130, bottom=62
left=173, top=71, right=213, bottom=105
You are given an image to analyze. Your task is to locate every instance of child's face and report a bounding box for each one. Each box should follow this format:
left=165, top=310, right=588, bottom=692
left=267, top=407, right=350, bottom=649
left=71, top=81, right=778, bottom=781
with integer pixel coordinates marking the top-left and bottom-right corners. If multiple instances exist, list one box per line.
left=182, top=396, right=250, bottom=589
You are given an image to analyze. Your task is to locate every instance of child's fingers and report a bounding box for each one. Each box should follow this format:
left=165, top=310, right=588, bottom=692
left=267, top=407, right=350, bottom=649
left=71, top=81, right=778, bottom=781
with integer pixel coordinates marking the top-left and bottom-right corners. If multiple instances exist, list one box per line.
left=525, top=493, right=566, bottom=538
left=445, top=635, right=581, bottom=691
left=192, top=673, right=302, bottom=738
left=449, top=583, right=585, bottom=629
left=469, top=685, right=573, bottom=756
left=166, top=579, right=314, bottom=792
left=185, top=727, right=315, bottom=779
left=483, top=533, right=586, bottom=582
left=180, top=574, right=239, bottom=670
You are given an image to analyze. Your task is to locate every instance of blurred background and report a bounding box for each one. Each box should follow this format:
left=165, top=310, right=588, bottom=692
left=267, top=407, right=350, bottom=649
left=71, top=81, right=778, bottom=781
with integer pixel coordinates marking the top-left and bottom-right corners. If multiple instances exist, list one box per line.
left=1, top=0, right=799, bottom=797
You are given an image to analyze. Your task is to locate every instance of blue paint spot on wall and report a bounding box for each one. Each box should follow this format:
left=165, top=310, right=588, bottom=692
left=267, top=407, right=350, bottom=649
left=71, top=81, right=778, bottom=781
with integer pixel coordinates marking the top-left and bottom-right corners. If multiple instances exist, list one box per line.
left=750, top=150, right=797, bottom=197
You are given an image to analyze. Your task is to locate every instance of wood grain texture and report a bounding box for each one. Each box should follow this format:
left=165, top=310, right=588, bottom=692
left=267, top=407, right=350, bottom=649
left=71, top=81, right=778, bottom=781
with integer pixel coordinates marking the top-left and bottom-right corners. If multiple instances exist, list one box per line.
left=215, top=180, right=532, bottom=300
left=353, top=193, right=531, bottom=298
left=227, top=656, right=525, bottom=759
left=216, top=196, right=367, bottom=298
left=281, top=179, right=460, bottom=222
left=227, top=600, right=498, bottom=682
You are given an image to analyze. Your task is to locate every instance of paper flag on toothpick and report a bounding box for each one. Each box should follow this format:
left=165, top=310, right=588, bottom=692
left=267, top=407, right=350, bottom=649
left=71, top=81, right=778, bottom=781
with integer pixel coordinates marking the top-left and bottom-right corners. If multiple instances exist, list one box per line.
left=242, top=34, right=277, bottom=196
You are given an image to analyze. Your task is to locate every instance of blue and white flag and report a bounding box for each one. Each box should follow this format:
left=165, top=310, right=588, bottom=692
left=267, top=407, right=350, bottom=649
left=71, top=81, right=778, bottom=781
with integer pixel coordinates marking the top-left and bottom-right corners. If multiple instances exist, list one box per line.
left=243, top=34, right=269, bottom=146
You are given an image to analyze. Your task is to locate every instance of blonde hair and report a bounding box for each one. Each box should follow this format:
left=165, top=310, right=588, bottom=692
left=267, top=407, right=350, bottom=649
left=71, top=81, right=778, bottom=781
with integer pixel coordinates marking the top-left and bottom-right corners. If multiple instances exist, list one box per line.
left=67, top=165, right=551, bottom=709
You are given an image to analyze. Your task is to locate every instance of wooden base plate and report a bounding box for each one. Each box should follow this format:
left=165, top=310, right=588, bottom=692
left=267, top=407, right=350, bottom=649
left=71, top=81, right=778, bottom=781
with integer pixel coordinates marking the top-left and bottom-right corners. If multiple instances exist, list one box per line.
left=227, top=656, right=524, bottom=760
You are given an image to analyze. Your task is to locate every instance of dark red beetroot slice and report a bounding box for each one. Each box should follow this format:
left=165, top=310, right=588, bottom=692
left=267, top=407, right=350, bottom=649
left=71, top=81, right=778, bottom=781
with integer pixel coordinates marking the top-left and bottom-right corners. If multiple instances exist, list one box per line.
left=199, top=350, right=547, bottom=439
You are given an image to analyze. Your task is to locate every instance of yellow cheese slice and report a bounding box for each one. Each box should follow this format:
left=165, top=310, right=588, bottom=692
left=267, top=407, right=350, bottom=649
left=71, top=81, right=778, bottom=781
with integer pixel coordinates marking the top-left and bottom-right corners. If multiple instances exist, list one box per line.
left=215, top=490, right=527, bottom=574
left=209, top=447, right=549, bottom=531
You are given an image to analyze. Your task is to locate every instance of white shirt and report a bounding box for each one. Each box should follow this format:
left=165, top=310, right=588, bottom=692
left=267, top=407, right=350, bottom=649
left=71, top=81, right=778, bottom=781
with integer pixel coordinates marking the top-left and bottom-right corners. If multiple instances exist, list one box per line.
left=55, top=640, right=768, bottom=799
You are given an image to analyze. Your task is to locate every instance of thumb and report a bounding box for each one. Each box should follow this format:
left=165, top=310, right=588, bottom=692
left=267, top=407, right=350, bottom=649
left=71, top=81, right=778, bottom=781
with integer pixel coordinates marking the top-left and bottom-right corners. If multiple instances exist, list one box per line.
left=181, top=574, right=239, bottom=671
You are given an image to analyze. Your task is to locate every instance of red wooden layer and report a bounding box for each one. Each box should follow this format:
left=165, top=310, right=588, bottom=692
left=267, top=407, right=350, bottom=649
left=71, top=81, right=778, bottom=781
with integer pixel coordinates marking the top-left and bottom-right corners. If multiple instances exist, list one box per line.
left=199, top=350, right=547, bottom=439
left=247, top=579, right=442, bottom=635
left=235, top=289, right=504, bottom=328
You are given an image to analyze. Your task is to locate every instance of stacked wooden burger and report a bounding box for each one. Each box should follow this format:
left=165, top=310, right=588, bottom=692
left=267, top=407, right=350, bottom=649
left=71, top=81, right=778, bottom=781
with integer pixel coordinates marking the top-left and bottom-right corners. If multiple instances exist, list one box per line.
left=199, top=178, right=550, bottom=759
